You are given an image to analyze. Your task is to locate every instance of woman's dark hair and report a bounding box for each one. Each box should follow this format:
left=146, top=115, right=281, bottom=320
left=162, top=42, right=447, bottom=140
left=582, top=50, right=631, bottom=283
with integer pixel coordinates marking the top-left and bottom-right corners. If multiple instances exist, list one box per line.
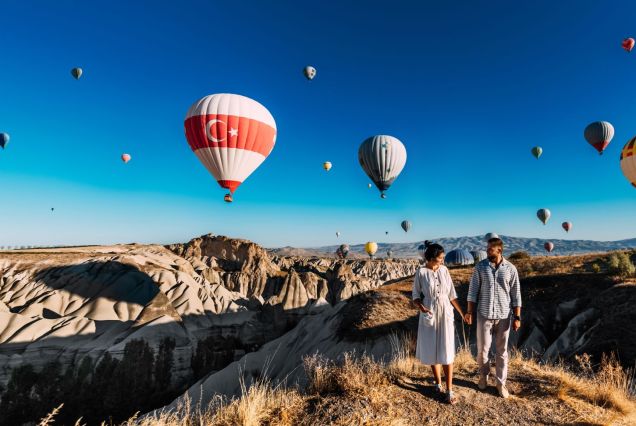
left=424, top=240, right=445, bottom=261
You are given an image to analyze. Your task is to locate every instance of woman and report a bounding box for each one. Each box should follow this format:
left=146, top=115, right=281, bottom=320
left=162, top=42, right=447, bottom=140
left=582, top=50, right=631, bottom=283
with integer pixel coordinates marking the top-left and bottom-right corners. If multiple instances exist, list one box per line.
left=412, top=241, right=465, bottom=404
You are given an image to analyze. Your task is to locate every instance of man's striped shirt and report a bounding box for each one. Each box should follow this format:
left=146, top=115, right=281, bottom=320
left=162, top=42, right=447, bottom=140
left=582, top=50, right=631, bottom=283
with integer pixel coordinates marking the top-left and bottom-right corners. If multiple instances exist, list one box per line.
left=467, top=258, right=521, bottom=320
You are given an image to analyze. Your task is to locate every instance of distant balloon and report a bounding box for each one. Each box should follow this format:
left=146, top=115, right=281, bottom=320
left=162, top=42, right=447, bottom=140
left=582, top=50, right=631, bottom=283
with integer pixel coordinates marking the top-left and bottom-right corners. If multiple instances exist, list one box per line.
left=323, top=161, right=332, bottom=171
left=470, top=250, right=488, bottom=263
left=336, top=231, right=340, bottom=238
left=531, top=146, right=542, bottom=159
left=338, top=244, right=350, bottom=259
left=51, top=208, right=54, bottom=212
left=445, top=249, right=474, bottom=266
left=417, top=244, right=426, bottom=259
left=304, top=66, right=316, bottom=80
left=620, top=137, right=636, bottom=188
left=358, top=135, right=407, bottom=199
left=224, top=193, right=233, bottom=203
left=387, top=249, right=393, bottom=258
left=0, top=133, right=9, bottom=149
left=401, top=220, right=411, bottom=233
left=484, top=232, right=499, bottom=241
left=184, top=93, right=276, bottom=201
left=544, top=242, right=554, bottom=253
left=121, top=153, right=131, bottom=163
left=622, top=38, right=635, bottom=52
left=385, top=231, right=389, bottom=235
left=537, top=208, right=551, bottom=225
left=71, top=67, right=83, bottom=80
left=562, top=221, right=572, bottom=232
left=584, top=121, right=614, bottom=155
left=365, top=241, right=378, bottom=258
left=367, top=183, right=372, bottom=189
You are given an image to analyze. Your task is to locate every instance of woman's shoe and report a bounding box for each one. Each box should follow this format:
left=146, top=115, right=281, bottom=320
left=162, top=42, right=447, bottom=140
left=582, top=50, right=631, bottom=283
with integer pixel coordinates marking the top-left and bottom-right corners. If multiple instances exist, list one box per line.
left=446, top=390, right=458, bottom=405
left=434, top=383, right=444, bottom=394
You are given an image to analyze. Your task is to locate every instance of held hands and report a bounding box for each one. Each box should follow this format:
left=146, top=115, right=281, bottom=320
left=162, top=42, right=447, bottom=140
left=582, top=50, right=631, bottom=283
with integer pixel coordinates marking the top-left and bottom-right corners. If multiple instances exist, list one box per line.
left=464, top=312, right=473, bottom=325
left=513, top=319, right=521, bottom=331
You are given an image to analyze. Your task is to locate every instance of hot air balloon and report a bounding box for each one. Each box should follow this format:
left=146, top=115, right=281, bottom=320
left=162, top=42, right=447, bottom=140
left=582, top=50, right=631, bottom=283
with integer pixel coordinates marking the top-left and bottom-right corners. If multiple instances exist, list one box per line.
left=387, top=249, right=393, bottom=259
left=184, top=94, right=276, bottom=202
left=562, top=221, right=572, bottom=232
left=544, top=242, right=554, bottom=253
left=367, top=183, right=372, bottom=188
left=484, top=232, right=499, bottom=241
left=336, top=231, right=340, bottom=238
left=71, top=67, right=83, bottom=80
left=365, top=242, right=378, bottom=258
left=470, top=250, right=488, bottom=263
left=0, top=133, right=9, bottom=149
left=445, top=249, right=474, bottom=266
left=358, top=135, right=407, bottom=199
left=121, top=153, right=131, bottom=163
left=623, top=38, right=635, bottom=52
left=338, top=244, right=350, bottom=259
left=385, top=231, right=389, bottom=235
left=537, top=208, right=551, bottom=225
left=323, top=161, right=332, bottom=171
left=417, top=244, right=426, bottom=259
left=584, top=121, right=614, bottom=155
left=620, top=137, right=636, bottom=188
left=304, top=66, right=316, bottom=80
left=51, top=208, right=54, bottom=212
left=531, top=146, right=542, bottom=159
left=401, top=220, right=411, bottom=233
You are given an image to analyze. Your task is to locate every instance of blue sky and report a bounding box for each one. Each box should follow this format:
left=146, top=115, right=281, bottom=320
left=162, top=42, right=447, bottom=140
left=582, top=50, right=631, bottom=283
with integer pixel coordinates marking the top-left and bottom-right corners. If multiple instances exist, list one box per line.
left=1, top=0, right=635, bottom=248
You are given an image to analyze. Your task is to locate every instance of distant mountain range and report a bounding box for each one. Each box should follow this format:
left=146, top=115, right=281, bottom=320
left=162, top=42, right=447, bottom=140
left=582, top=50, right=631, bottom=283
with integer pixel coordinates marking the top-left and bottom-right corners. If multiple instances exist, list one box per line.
left=270, top=235, right=636, bottom=258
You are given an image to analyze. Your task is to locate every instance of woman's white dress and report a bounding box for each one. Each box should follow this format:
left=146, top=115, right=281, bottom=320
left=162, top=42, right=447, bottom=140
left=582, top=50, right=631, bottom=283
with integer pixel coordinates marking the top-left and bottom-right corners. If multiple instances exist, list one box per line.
left=412, top=265, right=458, bottom=365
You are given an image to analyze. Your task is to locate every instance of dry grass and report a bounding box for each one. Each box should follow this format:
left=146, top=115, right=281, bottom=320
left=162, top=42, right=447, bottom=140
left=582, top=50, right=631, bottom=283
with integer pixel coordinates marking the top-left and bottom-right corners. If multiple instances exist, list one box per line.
left=40, top=341, right=636, bottom=426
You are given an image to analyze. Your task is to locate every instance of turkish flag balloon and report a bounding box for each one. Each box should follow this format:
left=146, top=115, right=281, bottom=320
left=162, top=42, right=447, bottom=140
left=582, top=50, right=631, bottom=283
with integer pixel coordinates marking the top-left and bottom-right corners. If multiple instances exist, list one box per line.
left=623, top=38, right=635, bottom=52
left=184, top=94, right=276, bottom=196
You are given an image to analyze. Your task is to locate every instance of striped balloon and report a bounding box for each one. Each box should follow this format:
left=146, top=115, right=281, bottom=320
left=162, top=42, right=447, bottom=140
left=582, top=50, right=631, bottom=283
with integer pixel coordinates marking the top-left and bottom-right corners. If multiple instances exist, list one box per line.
left=484, top=232, right=499, bottom=241
left=358, top=135, right=407, bottom=198
left=620, top=137, right=636, bottom=188
left=0, top=133, right=9, bottom=149
left=184, top=94, right=276, bottom=199
left=401, top=220, right=411, bottom=232
left=470, top=250, right=488, bottom=263
left=445, top=249, right=474, bottom=266
left=584, top=121, right=614, bottom=155
left=537, top=208, right=551, bottom=225
left=417, top=244, right=426, bottom=259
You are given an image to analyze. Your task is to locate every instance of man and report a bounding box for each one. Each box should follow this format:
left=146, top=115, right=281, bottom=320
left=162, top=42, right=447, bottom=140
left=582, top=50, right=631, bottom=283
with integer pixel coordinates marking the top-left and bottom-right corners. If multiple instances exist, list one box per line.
left=464, top=238, right=521, bottom=399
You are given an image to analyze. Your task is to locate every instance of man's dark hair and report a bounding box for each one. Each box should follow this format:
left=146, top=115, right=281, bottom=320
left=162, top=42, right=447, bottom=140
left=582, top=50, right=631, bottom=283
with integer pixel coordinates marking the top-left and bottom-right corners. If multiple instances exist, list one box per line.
left=488, top=237, right=504, bottom=250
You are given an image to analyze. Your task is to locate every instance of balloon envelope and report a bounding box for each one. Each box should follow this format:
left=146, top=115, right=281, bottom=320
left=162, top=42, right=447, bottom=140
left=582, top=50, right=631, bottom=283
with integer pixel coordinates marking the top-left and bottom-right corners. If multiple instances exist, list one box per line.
left=323, top=161, right=332, bottom=171
left=623, top=38, right=635, bottom=52
left=358, top=135, right=407, bottom=198
left=304, top=66, right=316, bottom=80
left=537, top=209, right=551, bottom=225
left=0, top=133, right=9, bottom=149
left=401, top=220, right=411, bottom=232
left=584, top=121, right=614, bottom=155
left=484, top=232, right=499, bottom=241
left=387, top=249, right=393, bottom=258
left=445, top=249, right=474, bottom=266
left=620, top=137, right=636, bottom=188
left=544, top=242, right=554, bottom=252
left=184, top=94, right=276, bottom=199
left=470, top=250, right=488, bottom=263
left=365, top=242, right=378, bottom=257
left=71, top=67, right=82, bottom=79
left=562, top=221, right=572, bottom=232
left=121, top=153, right=131, bottom=163
left=531, top=146, right=542, bottom=159
left=336, top=232, right=340, bottom=238
left=417, top=244, right=426, bottom=259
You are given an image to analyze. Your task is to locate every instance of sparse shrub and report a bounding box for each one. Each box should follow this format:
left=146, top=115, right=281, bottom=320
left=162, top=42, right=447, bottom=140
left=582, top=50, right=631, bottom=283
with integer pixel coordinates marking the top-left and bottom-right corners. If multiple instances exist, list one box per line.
left=509, top=251, right=531, bottom=261
left=591, top=263, right=602, bottom=274
left=607, top=252, right=635, bottom=279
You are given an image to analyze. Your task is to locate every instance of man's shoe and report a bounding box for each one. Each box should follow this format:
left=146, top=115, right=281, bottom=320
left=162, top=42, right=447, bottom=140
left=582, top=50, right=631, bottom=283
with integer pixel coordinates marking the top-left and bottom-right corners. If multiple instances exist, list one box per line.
left=478, top=375, right=488, bottom=390
left=496, top=384, right=509, bottom=399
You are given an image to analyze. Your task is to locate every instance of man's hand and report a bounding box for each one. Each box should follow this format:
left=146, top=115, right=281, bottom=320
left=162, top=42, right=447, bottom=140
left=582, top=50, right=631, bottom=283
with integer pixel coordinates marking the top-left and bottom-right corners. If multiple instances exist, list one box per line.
left=512, top=319, right=521, bottom=331
left=464, top=312, right=473, bottom=325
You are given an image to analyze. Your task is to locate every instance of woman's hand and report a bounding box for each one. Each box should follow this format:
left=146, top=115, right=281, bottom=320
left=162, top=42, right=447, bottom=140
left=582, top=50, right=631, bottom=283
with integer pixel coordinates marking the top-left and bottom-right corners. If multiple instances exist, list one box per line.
left=418, top=303, right=431, bottom=314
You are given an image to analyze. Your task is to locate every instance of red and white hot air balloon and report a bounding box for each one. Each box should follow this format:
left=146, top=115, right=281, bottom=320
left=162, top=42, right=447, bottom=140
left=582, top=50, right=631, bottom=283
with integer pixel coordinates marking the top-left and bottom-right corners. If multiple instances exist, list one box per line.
left=562, top=221, right=572, bottom=232
left=544, top=242, right=554, bottom=253
left=622, top=38, right=635, bottom=52
left=184, top=94, right=276, bottom=202
left=121, top=153, right=131, bottom=163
